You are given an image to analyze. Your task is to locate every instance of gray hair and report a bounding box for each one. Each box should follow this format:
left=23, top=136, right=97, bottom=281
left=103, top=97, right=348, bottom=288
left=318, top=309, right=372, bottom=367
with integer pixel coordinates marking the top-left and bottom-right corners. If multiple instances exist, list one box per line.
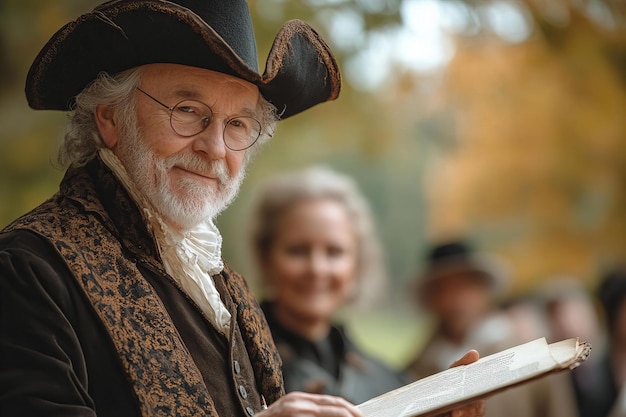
left=249, top=165, right=388, bottom=309
left=242, top=95, right=278, bottom=164
left=58, top=68, right=142, bottom=168
left=58, top=67, right=278, bottom=168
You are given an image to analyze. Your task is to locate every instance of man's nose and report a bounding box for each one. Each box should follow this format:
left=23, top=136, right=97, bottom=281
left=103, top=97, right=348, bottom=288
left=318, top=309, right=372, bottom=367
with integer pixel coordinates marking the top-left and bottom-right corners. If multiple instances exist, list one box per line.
left=191, top=120, right=227, bottom=158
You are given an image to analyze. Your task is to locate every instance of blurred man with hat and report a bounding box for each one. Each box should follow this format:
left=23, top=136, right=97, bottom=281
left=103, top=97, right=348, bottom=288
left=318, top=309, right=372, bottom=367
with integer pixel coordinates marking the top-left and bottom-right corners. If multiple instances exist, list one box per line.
left=405, top=240, right=577, bottom=417
left=0, top=1, right=484, bottom=416
left=407, top=240, right=509, bottom=376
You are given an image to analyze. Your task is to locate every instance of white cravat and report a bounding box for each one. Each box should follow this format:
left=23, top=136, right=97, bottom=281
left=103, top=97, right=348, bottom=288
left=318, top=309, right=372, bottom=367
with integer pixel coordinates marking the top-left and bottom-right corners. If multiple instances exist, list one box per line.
left=99, top=149, right=232, bottom=335
left=149, top=212, right=232, bottom=334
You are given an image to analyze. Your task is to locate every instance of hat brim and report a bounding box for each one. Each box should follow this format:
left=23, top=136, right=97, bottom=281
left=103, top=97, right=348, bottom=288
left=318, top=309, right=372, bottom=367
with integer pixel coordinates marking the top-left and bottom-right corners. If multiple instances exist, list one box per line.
left=417, top=255, right=508, bottom=300
left=26, top=1, right=341, bottom=119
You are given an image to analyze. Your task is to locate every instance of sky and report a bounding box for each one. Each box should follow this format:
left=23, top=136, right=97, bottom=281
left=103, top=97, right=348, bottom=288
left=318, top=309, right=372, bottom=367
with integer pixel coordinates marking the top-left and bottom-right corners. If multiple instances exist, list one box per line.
left=320, top=0, right=566, bottom=90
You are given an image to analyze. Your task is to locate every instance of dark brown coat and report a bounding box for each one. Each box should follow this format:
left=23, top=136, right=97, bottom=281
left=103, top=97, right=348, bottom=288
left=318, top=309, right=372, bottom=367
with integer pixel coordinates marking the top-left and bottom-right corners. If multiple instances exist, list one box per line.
left=0, top=156, right=284, bottom=417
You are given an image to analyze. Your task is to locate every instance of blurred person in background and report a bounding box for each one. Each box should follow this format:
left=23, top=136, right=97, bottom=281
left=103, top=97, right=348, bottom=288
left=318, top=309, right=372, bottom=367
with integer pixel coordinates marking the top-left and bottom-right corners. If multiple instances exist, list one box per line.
left=536, top=276, right=602, bottom=346
left=535, top=276, right=606, bottom=417
left=499, top=293, right=551, bottom=344
left=404, top=240, right=512, bottom=377
left=247, top=166, right=407, bottom=404
left=404, top=240, right=578, bottom=417
left=589, top=264, right=626, bottom=417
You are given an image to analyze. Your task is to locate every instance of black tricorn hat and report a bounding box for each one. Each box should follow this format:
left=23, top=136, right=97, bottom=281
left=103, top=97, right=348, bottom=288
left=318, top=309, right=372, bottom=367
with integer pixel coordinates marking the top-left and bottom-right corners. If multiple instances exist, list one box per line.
left=25, top=0, right=341, bottom=119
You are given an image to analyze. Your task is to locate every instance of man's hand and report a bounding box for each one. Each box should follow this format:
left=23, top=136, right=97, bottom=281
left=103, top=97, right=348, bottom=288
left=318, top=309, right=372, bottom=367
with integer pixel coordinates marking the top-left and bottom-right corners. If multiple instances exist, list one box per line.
left=258, top=351, right=485, bottom=417
left=444, top=350, right=486, bottom=417
left=257, top=391, right=364, bottom=417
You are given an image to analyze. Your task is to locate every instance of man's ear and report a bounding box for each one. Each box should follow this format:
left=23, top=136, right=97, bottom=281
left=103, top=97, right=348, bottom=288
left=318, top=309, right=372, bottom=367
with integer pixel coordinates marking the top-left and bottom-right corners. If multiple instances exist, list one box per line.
left=95, top=104, right=119, bottom=148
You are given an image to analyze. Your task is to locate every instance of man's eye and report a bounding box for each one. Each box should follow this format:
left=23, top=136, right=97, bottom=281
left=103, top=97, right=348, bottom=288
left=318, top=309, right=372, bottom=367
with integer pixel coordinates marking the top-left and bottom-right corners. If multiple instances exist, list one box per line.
left=228, top=118, right=252, bottom=130
left=176, top=105, right=199, bottom=115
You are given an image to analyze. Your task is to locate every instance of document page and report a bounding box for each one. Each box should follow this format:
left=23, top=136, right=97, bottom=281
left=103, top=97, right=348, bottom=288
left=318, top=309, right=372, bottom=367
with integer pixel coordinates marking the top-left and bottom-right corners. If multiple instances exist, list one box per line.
left=358, top=338, right=586, bottom=417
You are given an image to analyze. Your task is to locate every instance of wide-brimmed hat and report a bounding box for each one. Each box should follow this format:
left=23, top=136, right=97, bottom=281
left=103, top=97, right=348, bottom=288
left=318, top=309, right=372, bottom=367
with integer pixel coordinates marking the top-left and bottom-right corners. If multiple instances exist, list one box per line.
left=25, top=0, right=341, bottom=119
left=415, top=240, right=508, bottom=302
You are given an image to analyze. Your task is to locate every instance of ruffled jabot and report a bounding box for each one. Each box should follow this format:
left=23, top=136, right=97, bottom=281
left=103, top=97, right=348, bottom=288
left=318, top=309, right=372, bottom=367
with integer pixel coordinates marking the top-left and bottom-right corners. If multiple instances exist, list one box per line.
left=99, top=149, right=231, bottom=335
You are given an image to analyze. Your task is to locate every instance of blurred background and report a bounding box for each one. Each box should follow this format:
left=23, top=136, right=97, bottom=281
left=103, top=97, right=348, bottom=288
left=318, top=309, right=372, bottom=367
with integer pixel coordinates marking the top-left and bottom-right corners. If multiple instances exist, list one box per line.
left=1, top=0, right=625, bottom=368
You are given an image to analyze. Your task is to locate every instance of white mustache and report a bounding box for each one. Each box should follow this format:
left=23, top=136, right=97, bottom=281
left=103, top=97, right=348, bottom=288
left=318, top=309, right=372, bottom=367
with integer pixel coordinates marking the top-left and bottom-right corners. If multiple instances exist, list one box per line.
left=164, top=153, right=230, bottom=184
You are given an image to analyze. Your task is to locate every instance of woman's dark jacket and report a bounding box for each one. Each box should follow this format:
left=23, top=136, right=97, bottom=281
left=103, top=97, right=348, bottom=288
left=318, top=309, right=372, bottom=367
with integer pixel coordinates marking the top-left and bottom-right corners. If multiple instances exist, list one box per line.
left=261, top=301, right=406, bottom=405
left=0, top=157, right=284, bottom=417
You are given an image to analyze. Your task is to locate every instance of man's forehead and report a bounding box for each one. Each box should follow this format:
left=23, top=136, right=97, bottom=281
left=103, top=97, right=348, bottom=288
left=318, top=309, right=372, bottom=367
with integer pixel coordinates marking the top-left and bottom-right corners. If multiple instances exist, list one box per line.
left=139, top=63, right=258, bottom=91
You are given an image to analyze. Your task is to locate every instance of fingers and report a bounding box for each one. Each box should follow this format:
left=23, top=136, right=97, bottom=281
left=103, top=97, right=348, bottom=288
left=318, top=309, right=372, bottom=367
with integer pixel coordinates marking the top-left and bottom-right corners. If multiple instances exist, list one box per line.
left=450, top=349, right=480, bottom=368
left=450, top=399, right=486, bottom=417
left=257, top=391, right=364, bottom=417
left=446, top=351, right=485, bottom=416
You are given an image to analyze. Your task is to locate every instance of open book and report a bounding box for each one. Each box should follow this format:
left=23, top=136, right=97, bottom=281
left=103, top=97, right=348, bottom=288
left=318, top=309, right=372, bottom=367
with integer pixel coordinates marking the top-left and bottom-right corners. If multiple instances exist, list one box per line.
left=357, top=337, right=591, bottom=417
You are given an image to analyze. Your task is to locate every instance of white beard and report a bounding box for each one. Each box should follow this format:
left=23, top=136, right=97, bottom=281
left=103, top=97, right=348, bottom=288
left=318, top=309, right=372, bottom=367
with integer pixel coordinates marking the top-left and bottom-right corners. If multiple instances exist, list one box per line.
left=115, top=118, right=246, bottom=230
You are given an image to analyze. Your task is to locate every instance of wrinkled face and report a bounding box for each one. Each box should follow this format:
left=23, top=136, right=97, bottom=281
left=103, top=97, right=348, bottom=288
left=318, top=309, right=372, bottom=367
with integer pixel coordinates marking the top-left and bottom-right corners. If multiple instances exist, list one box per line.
left=264, top=198, right=359, bottom=324
left=110, top=64, right=261, bottom=229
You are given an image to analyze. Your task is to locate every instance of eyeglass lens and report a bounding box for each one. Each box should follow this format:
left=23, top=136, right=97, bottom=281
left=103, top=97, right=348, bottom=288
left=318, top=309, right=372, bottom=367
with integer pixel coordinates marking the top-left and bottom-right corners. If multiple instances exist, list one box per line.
left=170, top=100, right=261, bottom=150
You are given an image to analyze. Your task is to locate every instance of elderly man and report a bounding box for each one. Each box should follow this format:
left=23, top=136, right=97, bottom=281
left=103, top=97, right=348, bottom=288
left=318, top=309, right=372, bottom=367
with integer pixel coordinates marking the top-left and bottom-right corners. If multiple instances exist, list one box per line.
left=0, top=1, right=484, bottom=417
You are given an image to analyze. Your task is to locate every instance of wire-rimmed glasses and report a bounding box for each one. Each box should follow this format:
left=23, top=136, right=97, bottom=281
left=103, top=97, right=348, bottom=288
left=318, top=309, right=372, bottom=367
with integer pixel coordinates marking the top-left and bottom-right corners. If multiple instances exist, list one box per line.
left=136, top=87, right=262, bottom=151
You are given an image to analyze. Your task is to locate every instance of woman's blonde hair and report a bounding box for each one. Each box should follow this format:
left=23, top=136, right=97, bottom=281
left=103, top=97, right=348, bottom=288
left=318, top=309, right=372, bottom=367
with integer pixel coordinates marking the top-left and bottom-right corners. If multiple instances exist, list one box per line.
left=249, top=165, right=388, bottom=309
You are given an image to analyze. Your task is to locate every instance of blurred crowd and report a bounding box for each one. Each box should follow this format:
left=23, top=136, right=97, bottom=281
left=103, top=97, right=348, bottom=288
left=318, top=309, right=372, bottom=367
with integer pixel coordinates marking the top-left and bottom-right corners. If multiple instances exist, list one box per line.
left=406, top=240, right=625, bottom=417
left=246, top=164, right=626, bottom=417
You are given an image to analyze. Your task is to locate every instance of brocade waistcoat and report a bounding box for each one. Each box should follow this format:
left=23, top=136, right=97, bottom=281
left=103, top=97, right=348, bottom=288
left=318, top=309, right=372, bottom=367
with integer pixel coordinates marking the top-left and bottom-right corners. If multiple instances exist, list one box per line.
left=2, top=156, right=284, bottom=416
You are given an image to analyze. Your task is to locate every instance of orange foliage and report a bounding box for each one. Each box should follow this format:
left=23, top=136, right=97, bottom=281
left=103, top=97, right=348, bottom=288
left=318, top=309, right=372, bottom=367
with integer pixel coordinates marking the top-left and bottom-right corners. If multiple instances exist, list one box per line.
left=424, top=10, right=626, bottom=291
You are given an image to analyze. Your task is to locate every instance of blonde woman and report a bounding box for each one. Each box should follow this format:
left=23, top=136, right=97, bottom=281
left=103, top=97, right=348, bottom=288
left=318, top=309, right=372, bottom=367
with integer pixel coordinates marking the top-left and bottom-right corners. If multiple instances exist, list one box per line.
left=248, top=165, right=405, bottom=403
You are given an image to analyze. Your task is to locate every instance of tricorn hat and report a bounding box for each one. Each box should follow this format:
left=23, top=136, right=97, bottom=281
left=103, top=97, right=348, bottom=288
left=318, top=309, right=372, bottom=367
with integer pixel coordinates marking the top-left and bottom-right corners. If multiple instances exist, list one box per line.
left=25, top=0, right=341, bottom=119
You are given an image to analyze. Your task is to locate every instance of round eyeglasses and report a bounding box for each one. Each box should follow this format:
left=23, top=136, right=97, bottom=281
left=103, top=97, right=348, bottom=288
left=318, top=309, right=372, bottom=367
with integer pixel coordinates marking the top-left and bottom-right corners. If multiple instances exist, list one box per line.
left=136, top=87, right=262, bottom=151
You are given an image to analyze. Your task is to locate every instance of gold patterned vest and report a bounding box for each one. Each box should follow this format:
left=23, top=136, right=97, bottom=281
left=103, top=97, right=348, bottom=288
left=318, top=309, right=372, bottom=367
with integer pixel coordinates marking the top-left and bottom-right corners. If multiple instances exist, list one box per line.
left=3, top=156, right=284, bottom=416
